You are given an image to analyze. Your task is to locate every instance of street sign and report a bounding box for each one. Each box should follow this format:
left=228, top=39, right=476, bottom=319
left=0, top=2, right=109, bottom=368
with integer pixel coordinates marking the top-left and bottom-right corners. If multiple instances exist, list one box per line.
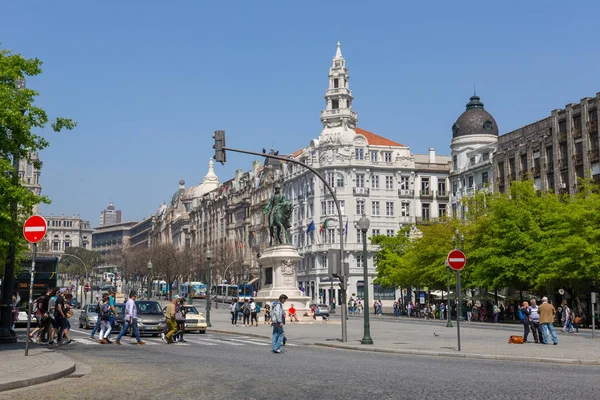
left=447, top=249, right=466, bottom=271
left=23, top=215, right=47, bottom=243
left=84, top=284, right=90, bottom=293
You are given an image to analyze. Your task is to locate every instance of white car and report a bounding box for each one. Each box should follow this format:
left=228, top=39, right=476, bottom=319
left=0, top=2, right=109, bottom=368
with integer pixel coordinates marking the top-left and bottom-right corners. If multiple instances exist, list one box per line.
left=162, top=305, right=208, bottom=334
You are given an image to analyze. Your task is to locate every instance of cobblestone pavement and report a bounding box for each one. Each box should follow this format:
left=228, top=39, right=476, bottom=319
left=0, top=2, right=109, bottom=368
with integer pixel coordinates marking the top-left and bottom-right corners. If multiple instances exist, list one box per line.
left=2, top=328, right=600, bottom=400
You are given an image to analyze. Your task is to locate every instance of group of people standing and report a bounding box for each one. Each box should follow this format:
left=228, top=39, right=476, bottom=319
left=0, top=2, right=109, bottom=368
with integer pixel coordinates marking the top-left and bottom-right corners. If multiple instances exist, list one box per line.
left=229, top=298, right=261, bottom=327
left=518, top=297, right=559, bottom=345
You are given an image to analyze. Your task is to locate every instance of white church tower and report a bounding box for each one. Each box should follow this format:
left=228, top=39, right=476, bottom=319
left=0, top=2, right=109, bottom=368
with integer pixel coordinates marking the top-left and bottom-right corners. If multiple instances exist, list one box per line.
left=319, top=42, right=358, bottom=144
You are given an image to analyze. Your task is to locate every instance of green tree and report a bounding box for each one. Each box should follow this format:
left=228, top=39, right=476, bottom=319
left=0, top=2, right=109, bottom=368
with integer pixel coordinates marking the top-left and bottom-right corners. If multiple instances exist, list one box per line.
left=0, top=47, right=76, bottom=274
left=58, top=247, right=102, bottom=278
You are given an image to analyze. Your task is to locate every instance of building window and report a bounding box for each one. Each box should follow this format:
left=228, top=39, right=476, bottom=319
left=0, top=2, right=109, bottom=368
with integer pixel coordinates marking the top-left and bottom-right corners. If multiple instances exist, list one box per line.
left=372, top=229, right=380, bottom=236
left=453, top=155, right=458, bottom=170
left=373, top=284, right=396, bottom=300
left=482, top=152, right=489, bottom=161
left=333, top=78, right=339, bottom=88
left=386, top=229, right=395, bottom=237
left=468, top=176, right=474, bottom=188
left=327, top=229, right=336, bottom=244
left=336, top=173, right=345, bottom=188
left=356, top=255, right=364, bottom=269
left=356, top=200, right=365, bottom=215
left=357, top=281, right=365, bottom=299
left=64, top=241, right=71, bottom=249
left=355, top=148, right=364, bottom=160
left=370, top=151, right=378, bottom=162
left=384, top=152, right=392, bottom=162
left=482, top=172, right=489, bottom=186
left=325, top=172, right=335, bottom=187
left=385, top=202, right=394, bottom=216
left=356, top=174, right=365, bottom=188
left=421, top=178, right=430, bottom=195
left=385, top=176, right=394, bottom=190
left=438, top=181, right=446, bottom=196
left=371, top=175, right=379, bottom=189
left=332, top=99, right=339, bottom=109
left=320, top=254, right=327, bottom=269
left=356, top=229, right=364, bottom=244
left=439, top=204, right=447, bottom=217
left=422, top=203, right=430, bottom=221
left=372, top=201, right=380, bottom=216
left=400, top=176, right=409, bottom=190
left=52, top=241, right=60, bottom=251
left=401, top=202, right=410, bottom=217
left=469, top=157, right=476, bottom=166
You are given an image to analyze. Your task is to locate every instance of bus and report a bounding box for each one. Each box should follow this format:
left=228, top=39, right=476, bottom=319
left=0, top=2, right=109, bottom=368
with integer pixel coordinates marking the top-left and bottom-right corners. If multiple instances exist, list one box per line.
left=152, top=280, right=170, bottom=298
left=212, top=284, right=238, bottom=303
left=189, top=282, right=207, bottom=299
left=14, top=255, right=59, bottom=309
left=238, top=284, right=254, bottom=300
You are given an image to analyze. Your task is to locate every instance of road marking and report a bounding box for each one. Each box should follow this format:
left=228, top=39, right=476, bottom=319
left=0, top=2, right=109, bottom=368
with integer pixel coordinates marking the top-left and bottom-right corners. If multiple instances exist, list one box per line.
left=218, top=337, right=270, bottom=346
left=200, top=338, right=244, bottom=346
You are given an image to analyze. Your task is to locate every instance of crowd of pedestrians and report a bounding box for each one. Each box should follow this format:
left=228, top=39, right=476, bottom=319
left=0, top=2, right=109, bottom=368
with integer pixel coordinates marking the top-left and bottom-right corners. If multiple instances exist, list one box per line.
left=28, top=288, right=74, bottom=345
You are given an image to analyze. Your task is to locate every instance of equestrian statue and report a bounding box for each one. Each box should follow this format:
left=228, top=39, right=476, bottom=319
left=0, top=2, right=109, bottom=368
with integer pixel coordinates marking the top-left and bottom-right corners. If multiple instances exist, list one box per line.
left=263, top=183, right=293, bottom=246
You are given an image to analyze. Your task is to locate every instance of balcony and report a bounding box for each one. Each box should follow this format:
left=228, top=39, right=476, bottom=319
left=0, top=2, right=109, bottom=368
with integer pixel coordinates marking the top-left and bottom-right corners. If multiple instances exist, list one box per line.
left=320, top=108, right=358, bottom=120
left=558, top=131, right=567, bottom=142
left=589, top=149, right=600, bottom=163
left=353, top=187, right=370, bottom=196
left=573, top=127, right=582, bottom=139
left=320, top=187, right=337, bottom=196
left=545, top=161, right=554, bottom=173
left=588, top=120, right=598, bottom=133
left=436, top=191, right=449, bottom=200
left=419, top=189, right=433, bottom=198
left=397, top=188, right=414, bottom=198
left=573, top=154, right=583, bottom=166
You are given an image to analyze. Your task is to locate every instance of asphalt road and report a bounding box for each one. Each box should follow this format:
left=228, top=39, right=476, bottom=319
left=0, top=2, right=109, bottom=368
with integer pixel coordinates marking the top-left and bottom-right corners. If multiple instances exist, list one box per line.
left=4, top=324, right=600, bottom=400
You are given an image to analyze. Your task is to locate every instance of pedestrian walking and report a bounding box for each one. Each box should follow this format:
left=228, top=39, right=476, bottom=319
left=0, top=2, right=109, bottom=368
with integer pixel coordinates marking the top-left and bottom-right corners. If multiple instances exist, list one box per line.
left=539, top=297, right=558, bottom=345
left=98, top=293, right=117, bottom=344
left=250, top=298, right=258, bottom=326
left=529, top=299, right=543, bottom=343
left=230, top=298, right=239, bottom=327
left=493, top=304, right=499, bottom=323
left=271, top=294, right=288, bottom=354
left=163, top=295, right=178, bottom=343
left=115, top=292, right=145, bottom=345
left=174, top=297, right=187, bottom=342
left=90, top=294, right=103, bottom=340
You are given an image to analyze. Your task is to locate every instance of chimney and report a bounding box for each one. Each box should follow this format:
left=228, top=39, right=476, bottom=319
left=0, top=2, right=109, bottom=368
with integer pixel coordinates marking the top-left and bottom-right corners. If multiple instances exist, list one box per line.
left=429, top=148, right=436, bottom=163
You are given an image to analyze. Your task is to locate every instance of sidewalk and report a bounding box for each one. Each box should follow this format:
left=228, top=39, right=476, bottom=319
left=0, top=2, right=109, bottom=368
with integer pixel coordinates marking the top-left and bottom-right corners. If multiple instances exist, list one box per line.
left=0, top=342, right=76, bottom=393
left=207, top=306, right=600, bottom=365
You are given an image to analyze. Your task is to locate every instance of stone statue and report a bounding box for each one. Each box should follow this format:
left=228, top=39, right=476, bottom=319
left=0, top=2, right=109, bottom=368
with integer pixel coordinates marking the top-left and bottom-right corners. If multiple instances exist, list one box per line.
left=263, top=183, right=293, bottom=246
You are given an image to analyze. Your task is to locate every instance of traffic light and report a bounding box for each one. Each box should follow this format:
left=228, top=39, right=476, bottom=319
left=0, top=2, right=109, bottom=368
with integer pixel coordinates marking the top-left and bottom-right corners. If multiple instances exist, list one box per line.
left=213, top=130, right=226, bottom=164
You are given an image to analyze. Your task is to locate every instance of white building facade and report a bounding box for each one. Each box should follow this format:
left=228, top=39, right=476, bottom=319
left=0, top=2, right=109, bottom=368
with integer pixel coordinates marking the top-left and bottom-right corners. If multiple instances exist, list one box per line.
left=283, top=43, right=451, bottom=309
left=42, top=215, right=94, bottom=254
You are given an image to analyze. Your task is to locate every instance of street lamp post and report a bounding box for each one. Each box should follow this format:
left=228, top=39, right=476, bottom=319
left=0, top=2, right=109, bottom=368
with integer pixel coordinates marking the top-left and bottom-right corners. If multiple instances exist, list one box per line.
left=205, top=249, right=212, bottom=327
left=358, top=215, right=373, bottom=345
left=147, top=260, right=153, bottom=300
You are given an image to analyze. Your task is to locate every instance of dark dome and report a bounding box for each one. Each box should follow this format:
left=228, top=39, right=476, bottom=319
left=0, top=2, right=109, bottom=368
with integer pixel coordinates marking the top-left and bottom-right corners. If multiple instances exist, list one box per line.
left=452, top=95, right=498, bottom=138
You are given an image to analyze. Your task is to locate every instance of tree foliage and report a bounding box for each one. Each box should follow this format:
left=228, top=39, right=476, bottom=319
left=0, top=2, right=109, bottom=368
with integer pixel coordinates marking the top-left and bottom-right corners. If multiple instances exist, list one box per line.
left=374, top=180, right=600, bottom=295
left=0, top=46, right=76, bottom=273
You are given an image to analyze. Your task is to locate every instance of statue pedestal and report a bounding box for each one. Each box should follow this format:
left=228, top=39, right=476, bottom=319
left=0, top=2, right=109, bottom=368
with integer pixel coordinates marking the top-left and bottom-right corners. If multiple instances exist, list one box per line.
left=254, top=244, right=312, bottom=320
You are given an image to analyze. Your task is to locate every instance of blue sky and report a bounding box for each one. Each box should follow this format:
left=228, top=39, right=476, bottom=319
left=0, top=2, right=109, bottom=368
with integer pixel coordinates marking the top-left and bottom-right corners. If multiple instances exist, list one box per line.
left=2, top=0, right=599, bottom=225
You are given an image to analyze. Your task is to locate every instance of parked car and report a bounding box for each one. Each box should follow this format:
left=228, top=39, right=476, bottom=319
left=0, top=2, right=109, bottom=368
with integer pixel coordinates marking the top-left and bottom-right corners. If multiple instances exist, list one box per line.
left=100, top=285, right=116, bottom=294
left=79, top=304, right=98, bottom=329
left=135, top=300, right=166, bottom=336
left=162, top=305, right=207, bottom=334
left=69, top=298, right=81, bottom=309
left=310, top=303, right=330, bottom=318
left=113, top=303, right=126, bottom=332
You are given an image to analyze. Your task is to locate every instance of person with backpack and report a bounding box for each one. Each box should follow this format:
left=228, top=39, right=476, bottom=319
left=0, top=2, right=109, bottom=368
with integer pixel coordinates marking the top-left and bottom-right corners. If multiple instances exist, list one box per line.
left=29, top=293, right=46, bottom=343
left=98, top=293, right=118, bottom=344
left=242, top=299, right=251, bottom=327
left=519, top=301, right=531, bottom=343
left=90, top=295, right=104, bottom=340
left=271, top=294, right=288, bottom=354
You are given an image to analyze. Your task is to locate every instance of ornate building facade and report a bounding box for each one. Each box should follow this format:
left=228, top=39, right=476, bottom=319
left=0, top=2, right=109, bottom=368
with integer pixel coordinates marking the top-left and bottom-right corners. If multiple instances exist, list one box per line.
left=283, top=43, right=451, bottom=307
left=41, top=214, right=94, bottom=254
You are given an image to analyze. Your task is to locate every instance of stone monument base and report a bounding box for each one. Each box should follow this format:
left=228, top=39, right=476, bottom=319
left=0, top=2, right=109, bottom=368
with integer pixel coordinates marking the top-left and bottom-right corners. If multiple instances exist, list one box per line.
left=254, top=244, right=312, bottom=320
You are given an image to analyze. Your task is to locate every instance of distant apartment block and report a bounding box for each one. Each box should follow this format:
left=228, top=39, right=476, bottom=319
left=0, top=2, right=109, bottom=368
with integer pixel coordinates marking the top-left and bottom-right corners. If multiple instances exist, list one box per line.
left=100, top=202, right=122, bottom=226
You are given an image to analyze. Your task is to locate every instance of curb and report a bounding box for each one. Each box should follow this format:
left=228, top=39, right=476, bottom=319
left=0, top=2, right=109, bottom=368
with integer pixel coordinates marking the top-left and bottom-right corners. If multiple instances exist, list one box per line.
left=0, top=352, right=76, bottom=392
left=312, top=343, right=600, bottom=366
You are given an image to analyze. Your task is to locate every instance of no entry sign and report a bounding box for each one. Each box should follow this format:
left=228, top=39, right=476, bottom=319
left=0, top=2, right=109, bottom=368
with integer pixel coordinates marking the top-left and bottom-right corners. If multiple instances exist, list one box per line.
left=23, top=215, right=47, bottom=243
left=447, top=249, right=466, bottom=271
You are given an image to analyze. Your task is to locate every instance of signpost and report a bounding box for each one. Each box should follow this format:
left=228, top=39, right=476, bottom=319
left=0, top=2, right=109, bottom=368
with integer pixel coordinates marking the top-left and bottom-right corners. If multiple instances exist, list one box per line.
left=592, top=292, right=597, bottom=340
left=23, top=215, right=47, bottom=356
left=447, top=249, right=466, bottom=352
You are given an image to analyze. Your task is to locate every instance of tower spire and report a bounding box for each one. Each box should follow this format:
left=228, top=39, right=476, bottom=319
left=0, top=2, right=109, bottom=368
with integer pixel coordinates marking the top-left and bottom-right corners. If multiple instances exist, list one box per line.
left=319, top=42, right=357, bottom=139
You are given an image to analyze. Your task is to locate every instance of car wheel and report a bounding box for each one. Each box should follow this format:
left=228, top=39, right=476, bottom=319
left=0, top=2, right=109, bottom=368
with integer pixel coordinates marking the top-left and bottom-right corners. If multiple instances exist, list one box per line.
left=199, top=330, right=206, bottom=334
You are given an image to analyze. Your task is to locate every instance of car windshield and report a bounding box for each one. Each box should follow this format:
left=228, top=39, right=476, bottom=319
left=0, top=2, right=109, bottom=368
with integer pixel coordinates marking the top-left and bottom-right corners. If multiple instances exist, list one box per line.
left=87, top=305, right=97, bottom=313
left=185, top=306, right=199, bottom=314
left=115, top=304, right=125, bottom=314
left=136, top=301, right=162, bottom=314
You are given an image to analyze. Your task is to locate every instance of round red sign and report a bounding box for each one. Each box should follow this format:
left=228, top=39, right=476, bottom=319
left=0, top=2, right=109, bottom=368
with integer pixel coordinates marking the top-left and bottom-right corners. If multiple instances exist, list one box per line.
left=23, top=215, right=48, bottom=243
left=447, top=249, right=466, bottom=271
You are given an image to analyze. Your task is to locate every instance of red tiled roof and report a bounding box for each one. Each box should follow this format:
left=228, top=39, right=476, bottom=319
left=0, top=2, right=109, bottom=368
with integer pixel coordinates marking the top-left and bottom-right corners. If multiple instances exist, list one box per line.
left=290, top=149, right=303, bottom=158
left=355, top=127, right=405, bottom=147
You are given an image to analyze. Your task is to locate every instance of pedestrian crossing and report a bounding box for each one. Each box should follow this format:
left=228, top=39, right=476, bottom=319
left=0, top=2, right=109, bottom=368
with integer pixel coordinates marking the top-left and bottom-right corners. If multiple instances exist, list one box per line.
left=67, top=329, right=298, bottom=348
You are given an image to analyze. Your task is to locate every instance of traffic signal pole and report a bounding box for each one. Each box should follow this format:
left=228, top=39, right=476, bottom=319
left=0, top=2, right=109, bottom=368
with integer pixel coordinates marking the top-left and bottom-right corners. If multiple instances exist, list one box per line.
left=213, top=131, right=348, bottom=342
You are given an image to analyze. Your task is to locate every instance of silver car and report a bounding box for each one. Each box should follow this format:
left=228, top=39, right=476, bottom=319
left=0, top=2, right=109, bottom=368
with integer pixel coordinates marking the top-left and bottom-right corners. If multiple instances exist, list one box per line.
left=79, top=304, right=98, bottom=329
left=135, top=300, right=167, bottom=336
